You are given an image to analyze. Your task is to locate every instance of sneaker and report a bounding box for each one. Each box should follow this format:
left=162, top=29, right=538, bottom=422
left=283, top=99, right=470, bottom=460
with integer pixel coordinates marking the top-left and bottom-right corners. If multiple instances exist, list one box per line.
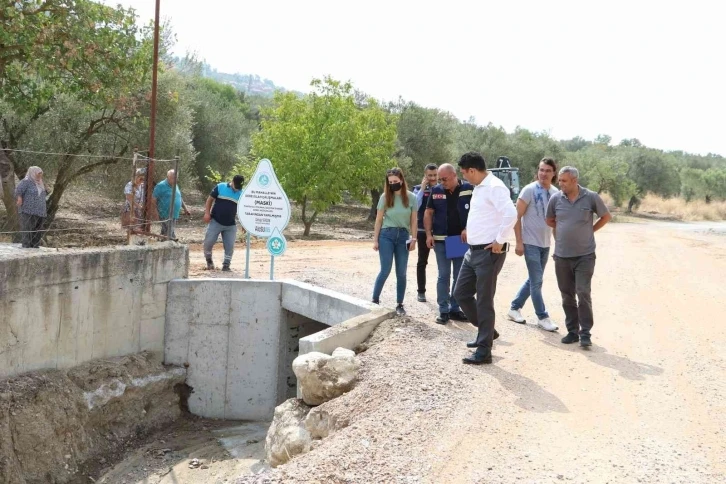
left=417, top=293, right=426, bottom=302
left=580, top=335, right=592, bottom=347
left=396, top=304, right=406, bottom=316
left=372, top=299, right=380, bottom=305
left=222, top=265, right=231, bottom=272
left=205, top=259, right=215, bottom=270
left=537, top=317, right=559, bottom=332
left=435, top=313, right=450, bottom=325
left=561, top=332, right=579, bottom=344
left=507, top=308, right=525, bottom=324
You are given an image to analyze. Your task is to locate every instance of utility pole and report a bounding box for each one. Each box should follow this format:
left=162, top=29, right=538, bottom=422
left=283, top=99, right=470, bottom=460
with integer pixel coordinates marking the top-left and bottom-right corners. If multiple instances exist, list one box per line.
left=144, top=0, right=161, bottom=229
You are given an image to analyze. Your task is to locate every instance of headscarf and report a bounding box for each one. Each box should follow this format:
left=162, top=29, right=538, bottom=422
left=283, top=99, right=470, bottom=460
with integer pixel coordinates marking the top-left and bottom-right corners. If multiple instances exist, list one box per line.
left=25, top=166, right=44, bottom=195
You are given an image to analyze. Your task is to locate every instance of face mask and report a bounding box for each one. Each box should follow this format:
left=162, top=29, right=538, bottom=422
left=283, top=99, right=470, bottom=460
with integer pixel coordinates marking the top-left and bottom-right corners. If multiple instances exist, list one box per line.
left=389, top=182, right=402, bottom=192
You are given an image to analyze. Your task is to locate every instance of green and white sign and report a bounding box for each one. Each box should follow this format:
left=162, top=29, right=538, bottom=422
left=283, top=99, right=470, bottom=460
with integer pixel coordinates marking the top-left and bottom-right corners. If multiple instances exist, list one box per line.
left=266, top=227, right=287, bottom=257
left=237, top=158, right=291, bottom=238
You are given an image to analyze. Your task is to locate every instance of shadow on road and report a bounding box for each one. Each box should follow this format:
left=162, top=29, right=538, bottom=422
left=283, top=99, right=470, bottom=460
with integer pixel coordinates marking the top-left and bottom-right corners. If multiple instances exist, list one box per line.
left=471, top=361, right=570, bottom=414
left=539, top=337, right=663, bottom=381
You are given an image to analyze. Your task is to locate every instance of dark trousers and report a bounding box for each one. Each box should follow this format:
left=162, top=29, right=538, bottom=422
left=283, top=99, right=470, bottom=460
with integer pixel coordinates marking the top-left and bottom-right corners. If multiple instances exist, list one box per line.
left=416, top=231, right=431, bottom=294
left=20, top=213, right=45, bottom=248
left=554, top=253, right=596, bottom=336
left=453, top=248, right=507, bottom=352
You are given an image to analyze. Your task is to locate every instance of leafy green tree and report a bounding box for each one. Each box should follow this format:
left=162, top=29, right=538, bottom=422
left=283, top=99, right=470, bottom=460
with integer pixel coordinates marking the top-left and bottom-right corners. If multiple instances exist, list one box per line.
left=0, top=0, right=151, bottom=231
left=186, top=76, right=257, bottom=192
left=389, top=99, right=458, bottom=183
left=680, top=168, right=706, bottom=202
left=251, top=77, right=397, bottom=236
left=8, top=68, right=195, bottom=225
left=625, top=149, right=681, bottom=198
left=565, top=146, right=635, bottom=206
left=703, top=168, right=726, bottom=202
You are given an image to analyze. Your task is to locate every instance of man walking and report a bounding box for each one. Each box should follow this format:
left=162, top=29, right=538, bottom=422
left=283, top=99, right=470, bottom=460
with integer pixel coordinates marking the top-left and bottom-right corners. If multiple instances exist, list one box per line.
left=453, top=152, right=517, bottom=364
left=546, top=166, right=611, bottom=347
left=424, top=163, right=473, bottom=324
left=153, top=169, right=191, bottom=240
left=412, top=164, right=438, bottom=302
left=508, top=158, right=559, bottom=332
left=203, top=175, right=245, bottom=271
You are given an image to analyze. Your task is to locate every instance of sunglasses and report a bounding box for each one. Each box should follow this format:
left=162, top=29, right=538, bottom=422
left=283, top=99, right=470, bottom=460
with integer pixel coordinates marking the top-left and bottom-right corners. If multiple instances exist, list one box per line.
left=387, top=169, right=402, bottom=175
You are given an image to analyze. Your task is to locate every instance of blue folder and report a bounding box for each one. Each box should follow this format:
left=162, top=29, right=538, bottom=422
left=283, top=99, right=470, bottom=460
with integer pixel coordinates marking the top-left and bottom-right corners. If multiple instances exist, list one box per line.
left=444, top=236, right=469, bottom=259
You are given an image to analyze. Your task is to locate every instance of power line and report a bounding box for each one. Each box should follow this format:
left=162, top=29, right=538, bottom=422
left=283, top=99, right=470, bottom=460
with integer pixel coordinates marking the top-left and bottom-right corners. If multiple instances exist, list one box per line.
left=0, top=218, right=172, bottom=236
left=1, top=148, right=177, bottom=163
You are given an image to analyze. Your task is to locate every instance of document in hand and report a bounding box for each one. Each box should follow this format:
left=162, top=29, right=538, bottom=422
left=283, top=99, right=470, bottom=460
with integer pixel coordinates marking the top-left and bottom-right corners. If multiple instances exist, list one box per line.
left=444, top=235, right=469, bottom=259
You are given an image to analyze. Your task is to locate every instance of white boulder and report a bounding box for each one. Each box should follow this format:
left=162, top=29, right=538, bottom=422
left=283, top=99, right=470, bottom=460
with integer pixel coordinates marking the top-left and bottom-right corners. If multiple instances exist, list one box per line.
left=265, top=398, right=312, bottom=467
left=292, top=347, right=360, bottom=406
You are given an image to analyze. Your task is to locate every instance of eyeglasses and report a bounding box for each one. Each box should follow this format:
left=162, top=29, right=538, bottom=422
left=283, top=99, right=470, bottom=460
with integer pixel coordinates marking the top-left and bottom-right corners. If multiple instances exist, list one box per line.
left=439, top=177, right=451, bottom=182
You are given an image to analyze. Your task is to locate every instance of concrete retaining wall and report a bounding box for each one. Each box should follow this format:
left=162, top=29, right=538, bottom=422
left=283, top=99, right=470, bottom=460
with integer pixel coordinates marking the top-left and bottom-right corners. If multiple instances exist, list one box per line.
left=0, top=243, right=188, bottom=379
left=164, top=279, right=381, bottom=421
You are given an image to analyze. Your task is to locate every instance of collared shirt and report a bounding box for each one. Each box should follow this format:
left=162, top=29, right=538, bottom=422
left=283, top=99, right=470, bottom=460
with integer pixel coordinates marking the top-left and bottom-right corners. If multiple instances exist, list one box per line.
left=210, top=183, right=242, bottom=226
left=466, top=173, right=517, bottom=245
left=546, top=185, right=609, bottom=257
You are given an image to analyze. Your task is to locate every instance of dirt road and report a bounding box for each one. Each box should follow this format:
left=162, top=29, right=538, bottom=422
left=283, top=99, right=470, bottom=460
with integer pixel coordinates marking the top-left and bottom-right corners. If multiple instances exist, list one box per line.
left=186, top=219, right=725, bottom=483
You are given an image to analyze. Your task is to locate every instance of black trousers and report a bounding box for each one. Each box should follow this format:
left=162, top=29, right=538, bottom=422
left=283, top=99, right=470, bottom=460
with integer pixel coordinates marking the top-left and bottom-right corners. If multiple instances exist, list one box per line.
left=20, top=213, right=45, bottom=248
left=453, top=248, right=507, bottom=352
left=554, top=253, right=596, bottom=336
left=416, top=231, right=431, bottom=294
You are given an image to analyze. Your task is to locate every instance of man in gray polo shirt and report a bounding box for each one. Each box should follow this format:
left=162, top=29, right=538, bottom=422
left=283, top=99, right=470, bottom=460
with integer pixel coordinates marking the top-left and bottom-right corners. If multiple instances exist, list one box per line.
left=546, top=166, right=612, bottom=347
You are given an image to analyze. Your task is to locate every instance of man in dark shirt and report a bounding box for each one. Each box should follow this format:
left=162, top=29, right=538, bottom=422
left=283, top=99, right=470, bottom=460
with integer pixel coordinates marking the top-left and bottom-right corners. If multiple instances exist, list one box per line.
left=546, top=166, right=611, bottom=347
left=424, top=164, right=473, bottom=324
left=203, top=175, right=244, bottom=271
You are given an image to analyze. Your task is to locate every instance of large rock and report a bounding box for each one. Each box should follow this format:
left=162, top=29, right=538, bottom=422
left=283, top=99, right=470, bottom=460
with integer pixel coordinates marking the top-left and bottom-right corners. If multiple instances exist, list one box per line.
left=292, top=348, right=360, bottom=406
left=265, top=398, right=313, bottom=468
left=305, top=405, right=349, bottom=439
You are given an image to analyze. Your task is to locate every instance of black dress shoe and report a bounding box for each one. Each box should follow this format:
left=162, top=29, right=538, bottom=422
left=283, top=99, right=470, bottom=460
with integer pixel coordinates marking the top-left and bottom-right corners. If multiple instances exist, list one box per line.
left=580, top=335, right=592, bottom=347
left=435, top=313, right=450, bottom=325
left=561, top=332, right=579, bottom=344
left=466, top=329, right=498, bottom=348
left=463, top=350, right=492, bottom=365
left=449, top=310, right=468, bottom=322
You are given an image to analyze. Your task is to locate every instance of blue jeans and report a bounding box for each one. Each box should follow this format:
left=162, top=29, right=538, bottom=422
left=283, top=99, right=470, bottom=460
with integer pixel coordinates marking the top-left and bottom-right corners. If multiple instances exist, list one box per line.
left=372, top=228, right=410, bottom=304
left=510, top=244, right=550, bottom=320
left=433, top=242, right=463, bottom=314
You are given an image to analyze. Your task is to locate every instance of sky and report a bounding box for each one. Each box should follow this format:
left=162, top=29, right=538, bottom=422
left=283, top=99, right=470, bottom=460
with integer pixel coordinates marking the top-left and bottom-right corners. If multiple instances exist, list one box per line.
left=109, top=0, right=725, bottom=156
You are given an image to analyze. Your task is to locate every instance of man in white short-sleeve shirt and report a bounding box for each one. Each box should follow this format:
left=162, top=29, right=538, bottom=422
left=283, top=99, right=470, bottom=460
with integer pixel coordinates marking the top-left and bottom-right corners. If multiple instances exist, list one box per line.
left=453, top=151, right=517, bottom=365
left=507, top=158, right=560, bottom=332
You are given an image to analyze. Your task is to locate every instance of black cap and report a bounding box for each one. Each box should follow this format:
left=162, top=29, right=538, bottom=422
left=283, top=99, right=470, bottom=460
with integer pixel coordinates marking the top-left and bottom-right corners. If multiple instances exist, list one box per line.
left=232, top=175, right=244, bottom=189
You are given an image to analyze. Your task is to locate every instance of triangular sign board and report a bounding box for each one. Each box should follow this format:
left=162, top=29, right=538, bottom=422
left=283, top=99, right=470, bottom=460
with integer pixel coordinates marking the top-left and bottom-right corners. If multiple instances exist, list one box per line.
left=237, top=158, right=291, bottom=237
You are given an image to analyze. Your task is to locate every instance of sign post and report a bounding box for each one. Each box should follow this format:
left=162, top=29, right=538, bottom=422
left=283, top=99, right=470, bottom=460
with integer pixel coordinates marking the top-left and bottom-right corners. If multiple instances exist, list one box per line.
left=237, top=159, right=291, bottom=280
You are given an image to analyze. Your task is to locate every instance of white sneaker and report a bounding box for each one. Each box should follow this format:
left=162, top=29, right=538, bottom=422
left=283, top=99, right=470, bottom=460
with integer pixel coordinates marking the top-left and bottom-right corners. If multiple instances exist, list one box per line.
left=537, top=317, right=559, bottom=332
left=507, top=309, right=525, bottom=324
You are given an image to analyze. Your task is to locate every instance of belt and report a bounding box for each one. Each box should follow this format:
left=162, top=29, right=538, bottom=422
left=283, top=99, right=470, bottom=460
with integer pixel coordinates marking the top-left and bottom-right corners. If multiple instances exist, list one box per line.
left=469, top=243, right=494, bottom=250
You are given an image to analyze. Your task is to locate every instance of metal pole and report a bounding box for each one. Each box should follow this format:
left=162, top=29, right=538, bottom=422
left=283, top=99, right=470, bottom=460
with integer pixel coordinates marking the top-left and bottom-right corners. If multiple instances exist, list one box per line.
left=245, top=232, right=251, bottom=279
left=128, top=149, right=138, bottom=245
left=270, top=255, right=275, bottom=281
left=167, top=156, right=179, bottom=240
left=144, top=0, right=161, bottom=232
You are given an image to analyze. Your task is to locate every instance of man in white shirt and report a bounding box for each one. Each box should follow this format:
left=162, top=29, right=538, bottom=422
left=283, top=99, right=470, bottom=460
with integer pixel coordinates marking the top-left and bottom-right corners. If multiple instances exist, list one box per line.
left=453, top=151, right=517, bottom=364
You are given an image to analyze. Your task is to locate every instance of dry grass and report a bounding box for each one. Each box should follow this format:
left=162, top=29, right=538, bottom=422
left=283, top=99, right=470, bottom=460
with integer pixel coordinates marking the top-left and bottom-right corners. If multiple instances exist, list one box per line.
left=599, top=192, right=617, bottom=210
left=637, top=194, right=726, bottom=221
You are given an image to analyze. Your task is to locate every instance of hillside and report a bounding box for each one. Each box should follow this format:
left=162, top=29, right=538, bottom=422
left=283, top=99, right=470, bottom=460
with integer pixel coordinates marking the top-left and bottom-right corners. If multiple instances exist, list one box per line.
left=201, top=63, right=301, bottom=97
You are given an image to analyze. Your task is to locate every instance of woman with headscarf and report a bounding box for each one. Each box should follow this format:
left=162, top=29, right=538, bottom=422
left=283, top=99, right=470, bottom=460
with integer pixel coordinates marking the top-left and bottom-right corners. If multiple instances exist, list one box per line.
left=14, top=166, right=48, bottom=248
